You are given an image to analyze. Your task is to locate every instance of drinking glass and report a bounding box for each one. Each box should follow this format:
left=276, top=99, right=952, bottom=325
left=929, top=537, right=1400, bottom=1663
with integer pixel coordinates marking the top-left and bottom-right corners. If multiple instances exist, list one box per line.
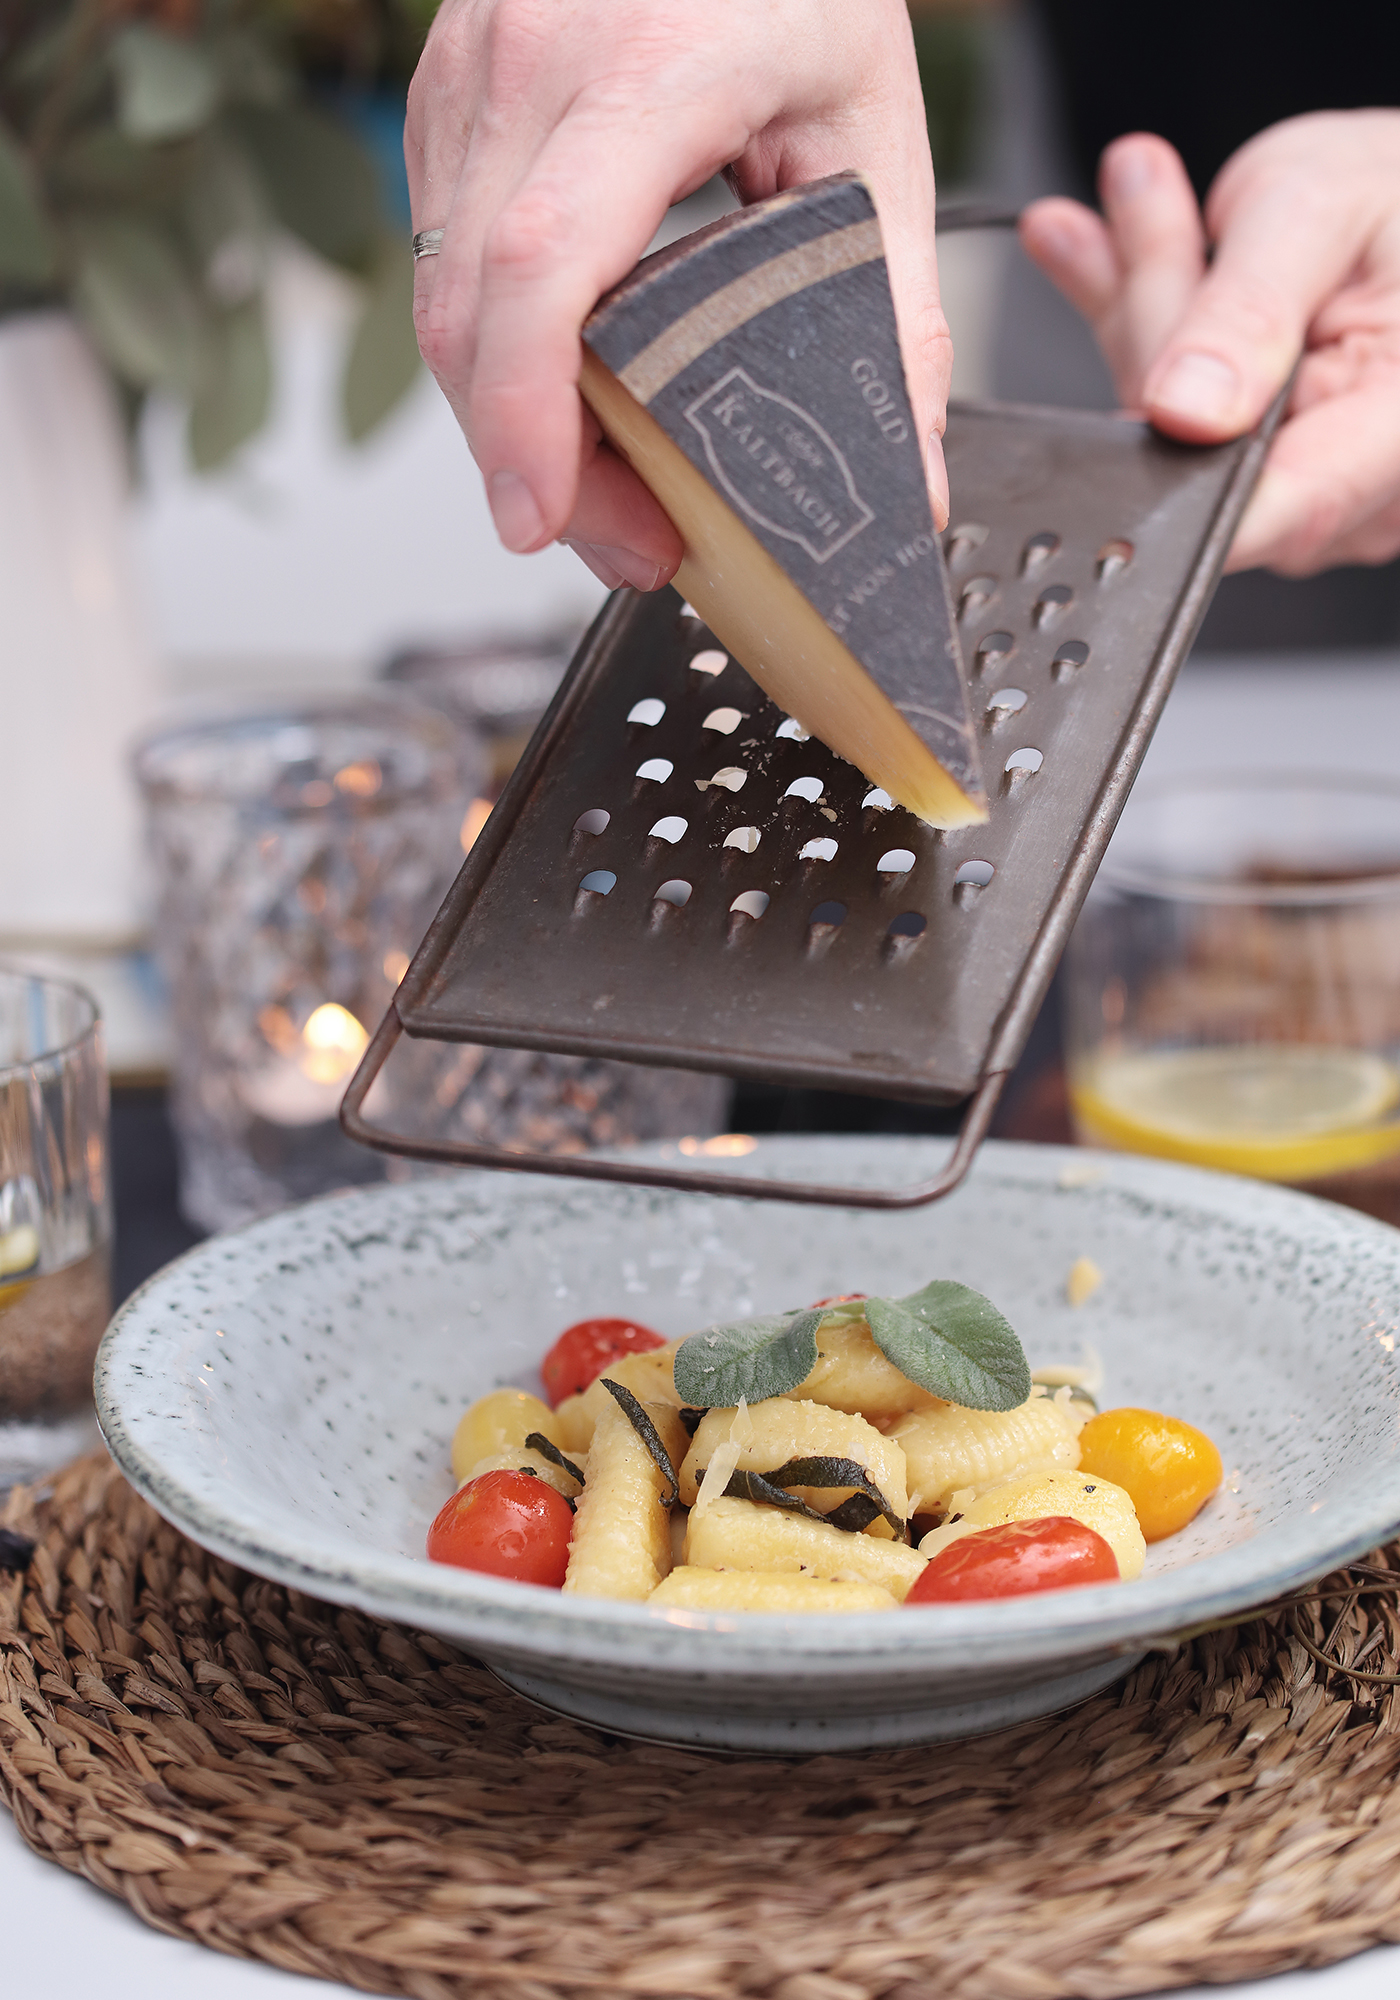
left=1064, top=775, right=1400, bottom=1222
left=135, top=696, right=475, bottom=1232
left=0, top=968, right=111, bottom=1483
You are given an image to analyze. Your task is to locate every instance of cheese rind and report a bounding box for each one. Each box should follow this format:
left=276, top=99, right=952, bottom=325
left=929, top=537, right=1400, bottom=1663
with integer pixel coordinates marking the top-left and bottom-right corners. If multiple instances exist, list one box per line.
left=581, top=174, right=985, bottom=829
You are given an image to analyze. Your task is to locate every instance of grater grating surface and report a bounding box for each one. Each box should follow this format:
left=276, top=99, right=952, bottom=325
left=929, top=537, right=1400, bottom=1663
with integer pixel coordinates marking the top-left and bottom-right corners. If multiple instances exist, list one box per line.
left=345, top=396, right=1277, bottom=1206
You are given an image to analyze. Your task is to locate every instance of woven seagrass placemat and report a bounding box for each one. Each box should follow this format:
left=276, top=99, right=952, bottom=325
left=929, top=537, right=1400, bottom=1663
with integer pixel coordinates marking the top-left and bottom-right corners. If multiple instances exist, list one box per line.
left=6, top=1455, right=1400, bottom=2000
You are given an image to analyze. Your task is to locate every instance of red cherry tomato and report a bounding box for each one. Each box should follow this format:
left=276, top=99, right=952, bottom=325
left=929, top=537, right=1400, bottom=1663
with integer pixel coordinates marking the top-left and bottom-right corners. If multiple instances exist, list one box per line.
left=426, top=1469, right=573, bottom=1586
left=540, top=1316, right=666, bottom=1406
left=906, top=1516, right=1119, bottom=1604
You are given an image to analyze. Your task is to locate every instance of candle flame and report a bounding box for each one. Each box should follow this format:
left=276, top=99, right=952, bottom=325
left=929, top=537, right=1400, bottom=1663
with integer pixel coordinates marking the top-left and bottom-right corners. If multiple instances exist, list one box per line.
left=300, top=1003, right=369, bottom=1085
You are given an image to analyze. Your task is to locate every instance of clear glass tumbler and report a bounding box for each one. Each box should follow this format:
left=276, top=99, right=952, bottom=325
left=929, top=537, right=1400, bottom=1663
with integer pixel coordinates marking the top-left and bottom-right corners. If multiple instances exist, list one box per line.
left=0, top=968, right=111, bottom=1483
left=1064, top=775, right=1400, bottom=1223
left=135, top=695, right=474, bottom=1232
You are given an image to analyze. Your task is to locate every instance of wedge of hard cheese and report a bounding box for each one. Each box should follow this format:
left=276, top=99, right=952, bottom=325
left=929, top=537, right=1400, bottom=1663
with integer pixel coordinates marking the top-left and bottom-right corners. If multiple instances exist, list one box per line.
left=581, top=172, right=986, bottom=828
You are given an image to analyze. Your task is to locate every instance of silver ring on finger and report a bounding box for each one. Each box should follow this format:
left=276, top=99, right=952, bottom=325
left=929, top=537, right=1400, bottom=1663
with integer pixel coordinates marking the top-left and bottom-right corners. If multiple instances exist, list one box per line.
left=412, top=228, right=446, bottom=262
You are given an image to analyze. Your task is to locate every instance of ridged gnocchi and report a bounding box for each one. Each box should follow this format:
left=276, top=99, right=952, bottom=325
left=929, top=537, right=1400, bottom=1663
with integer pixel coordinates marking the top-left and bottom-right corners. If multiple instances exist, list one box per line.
left=563, top=1396, right=688, bottom=1602
left=891, top=1388, right=1086, bottom=1515
left=917, top=1468, right=1146, bottom=1581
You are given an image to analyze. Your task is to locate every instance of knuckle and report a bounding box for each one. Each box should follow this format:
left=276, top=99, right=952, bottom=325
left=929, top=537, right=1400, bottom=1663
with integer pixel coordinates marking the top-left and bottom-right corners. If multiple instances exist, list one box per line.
left=483, top=193, right=573, bottom=281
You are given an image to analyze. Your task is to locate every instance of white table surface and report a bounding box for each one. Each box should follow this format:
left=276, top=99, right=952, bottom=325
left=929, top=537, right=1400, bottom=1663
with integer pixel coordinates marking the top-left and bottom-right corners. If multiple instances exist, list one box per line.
left=9, top=648, right=1400, bottom=1998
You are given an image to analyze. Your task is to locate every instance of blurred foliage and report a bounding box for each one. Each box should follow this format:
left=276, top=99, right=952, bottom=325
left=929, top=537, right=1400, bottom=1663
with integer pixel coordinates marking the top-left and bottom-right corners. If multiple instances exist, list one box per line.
left=0, top=0, right=435, bottom=468
left=907, top=4, right=989, bottom=189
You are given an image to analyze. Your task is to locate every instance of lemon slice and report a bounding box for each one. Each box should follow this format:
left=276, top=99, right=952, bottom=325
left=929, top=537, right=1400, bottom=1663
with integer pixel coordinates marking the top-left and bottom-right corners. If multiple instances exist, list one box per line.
left=1070, top=1045, right=1400, bottom=1182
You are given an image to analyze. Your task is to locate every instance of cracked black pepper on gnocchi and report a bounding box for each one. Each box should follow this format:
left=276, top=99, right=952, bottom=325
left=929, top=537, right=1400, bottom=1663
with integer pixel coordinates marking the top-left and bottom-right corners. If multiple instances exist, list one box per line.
left=426, top=1285, right=1223, bottom=1608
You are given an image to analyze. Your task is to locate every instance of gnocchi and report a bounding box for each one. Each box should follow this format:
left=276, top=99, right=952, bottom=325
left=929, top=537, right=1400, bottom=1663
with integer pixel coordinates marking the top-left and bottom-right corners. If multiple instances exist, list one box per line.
left=429, top=1281, right=1218, bottom=1611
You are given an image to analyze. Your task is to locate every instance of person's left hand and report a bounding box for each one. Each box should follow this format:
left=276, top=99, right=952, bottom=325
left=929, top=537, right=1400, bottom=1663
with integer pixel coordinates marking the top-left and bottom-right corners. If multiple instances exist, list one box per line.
left=1019, top=112, right=1400, bottom=575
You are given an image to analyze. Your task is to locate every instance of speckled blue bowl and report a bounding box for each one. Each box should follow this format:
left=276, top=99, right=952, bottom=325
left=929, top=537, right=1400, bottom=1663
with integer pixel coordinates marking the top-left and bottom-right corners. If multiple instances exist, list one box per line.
left=95, top=1138, right=1400, bottom=1752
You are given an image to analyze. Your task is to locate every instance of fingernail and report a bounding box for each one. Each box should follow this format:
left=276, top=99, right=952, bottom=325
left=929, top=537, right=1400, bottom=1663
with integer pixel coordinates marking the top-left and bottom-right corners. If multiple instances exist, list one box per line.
left=589, top=543, right=665, bottom=592
left=562, top=540, right=626, bottom=589
left=487, top=469, right=545, bottom=552
left=1107, top=145, right=1155, bottom=203
left=1150, top=352, right=1241, bottom=427
left=925, top=432, right=949, bottom=532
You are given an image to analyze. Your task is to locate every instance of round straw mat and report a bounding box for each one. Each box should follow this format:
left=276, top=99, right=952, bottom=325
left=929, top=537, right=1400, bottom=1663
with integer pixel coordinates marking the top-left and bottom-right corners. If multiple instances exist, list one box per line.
left=6, top=1455, right=1400, bottom=2000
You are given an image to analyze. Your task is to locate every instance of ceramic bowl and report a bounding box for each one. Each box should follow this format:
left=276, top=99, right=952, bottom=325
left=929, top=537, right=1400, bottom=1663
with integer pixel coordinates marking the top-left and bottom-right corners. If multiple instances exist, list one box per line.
left=96, top=1138, right=1400, bottom=1752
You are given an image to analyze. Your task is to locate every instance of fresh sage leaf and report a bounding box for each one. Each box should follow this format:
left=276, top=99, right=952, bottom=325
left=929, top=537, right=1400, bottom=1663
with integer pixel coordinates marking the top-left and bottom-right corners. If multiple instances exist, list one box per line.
left=600, top=1379, right=677, bottom=1506
left=0, top=122, right=56, bottom=286
left=112, top=25, right=219, bottom=143
left=523, top=1433, right=585, bottom=1488
left=865, top=1280, right=1030, bottom=1411
left=343, top=234, right=421, bottom=441
left=189, top=299, right=270, bottom=468
left=673, top=1308, right=823, bottom=1408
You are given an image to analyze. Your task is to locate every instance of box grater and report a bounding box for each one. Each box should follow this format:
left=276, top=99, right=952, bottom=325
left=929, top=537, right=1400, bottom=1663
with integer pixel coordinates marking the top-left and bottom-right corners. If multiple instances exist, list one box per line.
left=343, top=213, right=1281, bottom=1208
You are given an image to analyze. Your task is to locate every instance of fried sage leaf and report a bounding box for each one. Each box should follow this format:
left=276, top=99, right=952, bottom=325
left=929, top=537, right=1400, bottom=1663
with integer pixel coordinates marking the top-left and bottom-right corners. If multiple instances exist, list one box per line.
left=865, top=1280, right=1030, bottom=1411
left=600, top=1379, right=678, bottom=1506
left=720, top=1469, right=831, bottom=1525
left=673, top=1308, right=823, bottom=1408
left=759, top=1455, right=905, bottom=1538
left=524, top=1432, right=586, bottom=1487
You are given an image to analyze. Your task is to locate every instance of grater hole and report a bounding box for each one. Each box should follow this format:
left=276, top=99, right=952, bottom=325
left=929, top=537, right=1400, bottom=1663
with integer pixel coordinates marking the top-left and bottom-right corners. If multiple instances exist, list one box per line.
left=574, top=808, right=610, bottom=835
left=730, top=890, right=769, bottom=921
left=945, top=521, right=989, bottom=568
left=959, top=575, right=998, bottom=621
left=678, top=602, right=701, bottom=620
left=862, top=787, right=893, bottom=812
left=1052, top=641, right=1090, bottom=680
left=628, top=697, right=666, bottom=726
left=954, top=859, right=995, bottom=894
left=799, top=837, right=839, bottom=863
left=975, top=631, right=1015, bottom=674
left=1021, top=531, right=1060, bottom=574
left=776, top=716, right=811, bottom=742
left=809, top=899, right=847, bottom=931
left=703, top=706, right=744, bottom=735
left=1097, top=539, right=1134, bottom=582
left=653, top=878, right=692, bottom=908
left=987, top=686, right=1028, bottom=718
left=784, top=775, right=825, bottom=803
left=578, top=870, right=616, bottom=896
left=649, top=815, right=688, bottom=844
left=724, top=825, right=761, bottom=853
left=1005, top=747, right=1044, bottom=778
left=690, top=649, right=728, bottom=676
left=636, top=756, right=673, bottom=783
left=700, top=766, right=747, bottom=793
left=877, top=848, right=917, bottom=876
left=1032, top=584, right=1074, bottom=628
left=885, top=910, right=927, bottom=956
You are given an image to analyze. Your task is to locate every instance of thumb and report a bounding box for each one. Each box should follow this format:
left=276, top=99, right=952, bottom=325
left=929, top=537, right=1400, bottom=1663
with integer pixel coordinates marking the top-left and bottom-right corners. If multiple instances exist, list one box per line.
left=1142, top=180, right=1356, bottom=443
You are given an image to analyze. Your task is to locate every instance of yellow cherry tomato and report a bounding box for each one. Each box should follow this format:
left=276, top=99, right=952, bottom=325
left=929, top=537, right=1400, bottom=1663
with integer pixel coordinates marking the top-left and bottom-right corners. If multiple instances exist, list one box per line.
left=450, top=1388, right=561, bottom=1483
left=1076, top=1407, right=1223, bottom=1542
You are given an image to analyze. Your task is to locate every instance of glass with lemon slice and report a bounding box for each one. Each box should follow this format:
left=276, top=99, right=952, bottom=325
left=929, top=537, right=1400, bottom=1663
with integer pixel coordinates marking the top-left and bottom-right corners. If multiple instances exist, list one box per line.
left=1065, top=776, right=1400, bottom=1221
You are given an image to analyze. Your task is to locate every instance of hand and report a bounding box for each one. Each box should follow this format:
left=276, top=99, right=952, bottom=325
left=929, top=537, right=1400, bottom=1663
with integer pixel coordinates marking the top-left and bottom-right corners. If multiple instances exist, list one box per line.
left=405, top=0, right=949, bottom=591
left=1020, top=113, right=1400, bottom=575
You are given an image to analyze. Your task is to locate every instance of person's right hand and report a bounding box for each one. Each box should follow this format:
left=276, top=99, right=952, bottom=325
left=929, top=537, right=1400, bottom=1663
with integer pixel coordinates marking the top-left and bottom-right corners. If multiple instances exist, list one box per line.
left=405, top=0, right=950, bottom=593
left=1019, top=113, right=1400, bottom=576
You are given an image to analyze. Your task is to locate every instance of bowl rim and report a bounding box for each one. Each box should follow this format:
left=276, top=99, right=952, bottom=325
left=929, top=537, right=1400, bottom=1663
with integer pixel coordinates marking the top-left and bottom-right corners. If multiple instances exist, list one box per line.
left=94, top=1138, right=1400, bottom=1676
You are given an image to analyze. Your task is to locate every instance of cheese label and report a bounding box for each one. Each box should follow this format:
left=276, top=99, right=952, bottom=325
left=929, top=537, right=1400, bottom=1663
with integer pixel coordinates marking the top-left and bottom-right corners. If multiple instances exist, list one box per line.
left=583, top=173, right=985, bottom=819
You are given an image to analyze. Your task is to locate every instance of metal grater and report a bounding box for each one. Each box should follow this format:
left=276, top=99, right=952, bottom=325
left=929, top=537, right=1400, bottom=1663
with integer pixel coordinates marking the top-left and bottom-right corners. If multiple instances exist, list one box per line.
left=343, top=387, right=1276, bottom=1208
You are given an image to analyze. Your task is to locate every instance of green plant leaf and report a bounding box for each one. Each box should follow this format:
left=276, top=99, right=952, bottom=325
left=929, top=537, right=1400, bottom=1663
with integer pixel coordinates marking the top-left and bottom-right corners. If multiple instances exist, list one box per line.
left=0, top=122, right=57, bottom=285
left=343, top=233, right=420, bottom=440
left=188, top=298, right=271, bottom=469
left=673, top=1309, right=823, bottom=1408
left=112, top=25, right=220, bottom=143
left=231, top=103, right=380, bottom=271
left=71, top=217, right=202, bottom=393
left=865, top=1281, right=1030, bottom=1411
